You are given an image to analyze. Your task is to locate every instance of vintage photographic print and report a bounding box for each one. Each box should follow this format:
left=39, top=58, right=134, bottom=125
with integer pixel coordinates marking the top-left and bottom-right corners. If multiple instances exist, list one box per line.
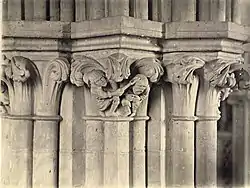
left=0, top=0, right=250, bottom=187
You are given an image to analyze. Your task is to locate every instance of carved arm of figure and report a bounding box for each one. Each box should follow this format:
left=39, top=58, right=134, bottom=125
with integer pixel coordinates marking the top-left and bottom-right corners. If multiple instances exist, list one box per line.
left=110, top=76, right=140, bottom=97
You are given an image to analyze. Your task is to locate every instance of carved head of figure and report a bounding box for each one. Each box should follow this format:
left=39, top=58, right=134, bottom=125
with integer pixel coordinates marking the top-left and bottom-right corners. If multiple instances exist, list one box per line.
left=87, top=70, right=108, bottom=87
left=132, top=74, right=149, bottom=95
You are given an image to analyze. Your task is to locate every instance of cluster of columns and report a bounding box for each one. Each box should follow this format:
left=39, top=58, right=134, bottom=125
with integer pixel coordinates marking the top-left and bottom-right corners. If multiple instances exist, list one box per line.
left=1, top=50, right=247, bottom=188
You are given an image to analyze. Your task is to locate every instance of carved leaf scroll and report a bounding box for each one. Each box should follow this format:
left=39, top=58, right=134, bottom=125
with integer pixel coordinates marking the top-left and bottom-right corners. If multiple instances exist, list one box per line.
left=204, top=58, right=243, bottom=88
left=106, top=53, right=135, bottom=82
left=164, top=56, right=205, bottom=84
left=132, top=57, right=164, bottom=83
left=1, top=55, right=40, bottom=114
left=70, top=55, right=106, bottom=87
left=42, top=57, right=70, bottom=114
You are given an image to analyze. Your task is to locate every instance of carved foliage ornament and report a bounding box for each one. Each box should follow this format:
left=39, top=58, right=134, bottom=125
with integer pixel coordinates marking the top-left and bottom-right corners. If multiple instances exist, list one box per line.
left=164, top=56, right=205, bottom=84
left=41, top=58, right=70, bottom=112
left=0, top=55, right=70, bottom=115
left=1, top=55, right=39, bottom=114
left=203, top=58, right=244, bottom=101
left=70, top=53, right=164, bottom=117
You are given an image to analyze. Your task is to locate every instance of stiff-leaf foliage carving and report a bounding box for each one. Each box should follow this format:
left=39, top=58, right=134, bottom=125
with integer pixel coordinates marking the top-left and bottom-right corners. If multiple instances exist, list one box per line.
left=0, top=55, right=39, bottom=114
left=164, top=56, right=205, bottom=84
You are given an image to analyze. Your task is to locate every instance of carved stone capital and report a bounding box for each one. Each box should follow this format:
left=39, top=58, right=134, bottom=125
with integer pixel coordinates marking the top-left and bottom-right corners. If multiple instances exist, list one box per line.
left=196, top=57, right=244, bottom=117
left=163, top=55, right=205, bottom=116
left=70, top=53, right=163, bottom=117
left=39, top=57, right=70, bottom=115
left=1, top=55, right=39, bottom=115
left=163, top=55, right=205, bottom=85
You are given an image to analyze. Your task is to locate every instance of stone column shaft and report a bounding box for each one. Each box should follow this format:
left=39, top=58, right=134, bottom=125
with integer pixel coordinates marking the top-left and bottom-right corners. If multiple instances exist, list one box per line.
left=32, top=119, right=60, bottom=187
left=84, top=119, right=104, bottom=187
left=172, top=0, right=196, bottom=21
left=196, top=82, right=219, bottom=187
left=130, top=117, right=148, bottom=188
left=108, top=0, right=129, bottom=16
left=24, top=0, right=34, bottom=20
left=75, top=0, right=86, bottom=21
left=86, top=0, right=105, bottom=20
left=7, top=0, right=22, bottom=20
left=103, top=119, right=130, bottom=188
left=33, top=0, right=47, bottom=20
left=1, top=117, right=33, bottom=188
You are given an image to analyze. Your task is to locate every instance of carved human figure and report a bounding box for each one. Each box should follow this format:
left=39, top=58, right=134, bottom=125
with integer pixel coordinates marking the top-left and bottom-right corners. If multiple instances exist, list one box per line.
left=0, top=82, right=9, bottom=114
left=87, top=69, right=138, bottom=116
left=120, top=74, right=149, bottom=117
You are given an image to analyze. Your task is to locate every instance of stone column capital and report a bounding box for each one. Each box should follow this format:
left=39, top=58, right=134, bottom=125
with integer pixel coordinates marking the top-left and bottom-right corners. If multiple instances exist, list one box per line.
left=38, top=57, right=70, bottom=115
left=70, top=52, right=164, bottom=117
left=1, top=55, right=40, bottom=115
left=163, top=55, right=205, bottom=84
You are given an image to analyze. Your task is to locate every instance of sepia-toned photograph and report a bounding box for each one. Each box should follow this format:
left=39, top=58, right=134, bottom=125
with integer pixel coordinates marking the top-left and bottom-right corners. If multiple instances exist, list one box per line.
left=0, top=0, right=250, bottom=187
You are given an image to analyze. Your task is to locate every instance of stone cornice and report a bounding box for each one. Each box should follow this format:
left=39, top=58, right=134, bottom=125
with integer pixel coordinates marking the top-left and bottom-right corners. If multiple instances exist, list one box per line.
left=2, top=17, right=250, bottom=53
left=2, top=21, right=71, bottom=39
left=165, top=21, right=249, bottom=42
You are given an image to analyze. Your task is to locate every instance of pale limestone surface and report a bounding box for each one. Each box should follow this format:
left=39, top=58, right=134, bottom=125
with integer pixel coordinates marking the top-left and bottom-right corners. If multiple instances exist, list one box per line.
left=1, top=1, right=250, bottom=188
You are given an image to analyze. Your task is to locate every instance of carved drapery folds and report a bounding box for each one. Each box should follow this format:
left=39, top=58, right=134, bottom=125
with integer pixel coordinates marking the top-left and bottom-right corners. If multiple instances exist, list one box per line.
left=70, top=53, right=164, bottom=117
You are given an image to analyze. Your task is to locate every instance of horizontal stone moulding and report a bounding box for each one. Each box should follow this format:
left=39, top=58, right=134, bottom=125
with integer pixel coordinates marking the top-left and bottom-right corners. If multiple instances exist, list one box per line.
left=82, top=116, right=134, bottom=122
left=82, top=116, right=149, bottom=122
left=1, top=114, right=62, bottom=122
left=196, top=116, right=221, bottom=121
left=170, top=115, right=198, bottom=121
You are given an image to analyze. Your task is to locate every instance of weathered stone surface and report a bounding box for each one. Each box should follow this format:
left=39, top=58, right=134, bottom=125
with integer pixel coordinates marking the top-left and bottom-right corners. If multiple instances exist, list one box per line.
left=1, top=2, right=250, bottom=188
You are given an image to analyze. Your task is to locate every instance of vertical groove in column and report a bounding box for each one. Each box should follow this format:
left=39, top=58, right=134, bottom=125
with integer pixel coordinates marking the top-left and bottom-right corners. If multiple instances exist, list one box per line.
left=160, top=0, right=171, bottom=22
left=108, top=0, right=129, bottom=16
left=8, top=0, right=22, bottom=20
left=226, top=0, right=232, bottom=21
left=232, top=0, right=241, bottom=24
left=129, top=0, right=148, bottom=19
left=75, top=0, right=86, bottom=21
left=198, top=0, right=210, bottom=21
left=2, top=0, right=8, bottom=20
left=24, top=0, right=34, bottom=20
left=247, top=99, right=250, bottom=185
left=172, top=0, right=196, bottom=21
left=33, top=0, right=46, bottom=20
left=50, top=0, right=60, bottom=21
left=86, top=0, right=105, bottom=20
left=60, top=0, right=75, bottom=21
left=231, top=102, right=245, bottom=186
left=243, top=100, right=249, bottom=185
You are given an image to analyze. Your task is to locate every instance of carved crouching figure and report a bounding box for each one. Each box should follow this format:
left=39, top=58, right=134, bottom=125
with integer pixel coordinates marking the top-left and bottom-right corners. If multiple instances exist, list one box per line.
left=86, top=70, right=138, bottom=117
left=0, top=82, right=9, bottom=114
left=120, top=74, right=149, bottom=117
